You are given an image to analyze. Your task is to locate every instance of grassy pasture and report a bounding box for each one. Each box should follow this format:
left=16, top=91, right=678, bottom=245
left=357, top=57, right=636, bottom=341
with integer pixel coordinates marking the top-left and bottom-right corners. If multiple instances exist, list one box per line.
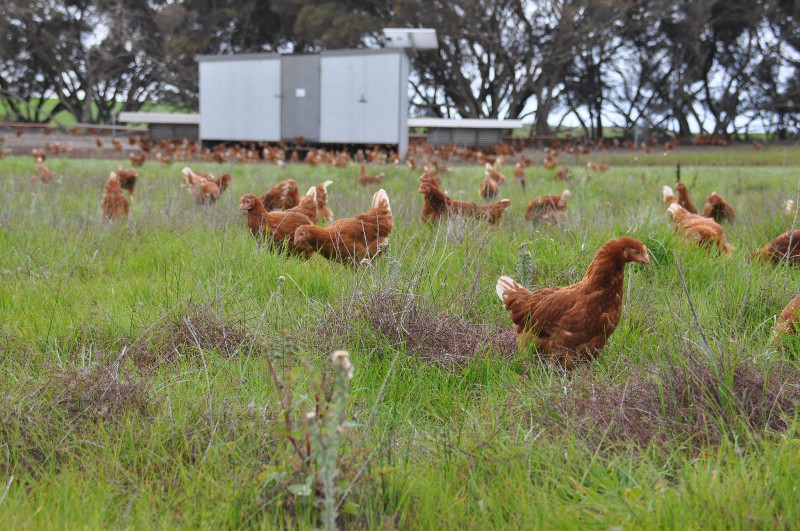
left=1, top=153, right=800, bottom=528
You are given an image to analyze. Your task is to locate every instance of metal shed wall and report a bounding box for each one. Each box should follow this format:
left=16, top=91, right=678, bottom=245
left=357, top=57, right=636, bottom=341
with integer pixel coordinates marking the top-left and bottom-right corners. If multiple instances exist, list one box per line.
left=319, top=51, right=405, bottom=145
left=281, top=55, right=321, bottom=142
left=398, top=54, right=410, bottom=159
left=199, top=56, right=281, bottom=142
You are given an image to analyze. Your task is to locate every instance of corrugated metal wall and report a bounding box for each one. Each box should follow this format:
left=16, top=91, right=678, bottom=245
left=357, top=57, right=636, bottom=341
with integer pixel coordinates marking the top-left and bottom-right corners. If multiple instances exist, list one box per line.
left=199, top=56, right=281, bottom=141
left=149, top=124, right=199, bottom=142
left=426, top=129, right=503, bottom=147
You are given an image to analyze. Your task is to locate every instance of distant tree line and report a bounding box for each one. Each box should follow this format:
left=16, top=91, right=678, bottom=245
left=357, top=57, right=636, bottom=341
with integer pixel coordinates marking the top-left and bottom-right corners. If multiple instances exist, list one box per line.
left=1, top=0, right=798, bottom=138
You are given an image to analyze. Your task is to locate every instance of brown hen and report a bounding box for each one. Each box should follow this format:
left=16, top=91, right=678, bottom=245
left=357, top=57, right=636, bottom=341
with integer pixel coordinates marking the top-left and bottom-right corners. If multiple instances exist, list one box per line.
left=260, top=179, right=300, bottom=211
left=358, top=165, right=385, bottom=186
left=513, top=162, right=527, bottom=190
left=129, top=153, right=146, bottom=167
left=524, top=190, right=571, bottom=223
left=479, top=162, right=507, bottom=199
left=751, top=229, right=800, bottom=264
left=418, top=173, right=510, bottom=226
left=496, top=236, right=650, bottom=369
left=101, top=172, right=130, bottom=221
left=700, top=192, right=735, bottom=222
left=667, top=203, right=733, bottom=255
left=239, top=194, right=313, bottom=255
left=293, top=189, right=393, bottom=265
left=116, top=164, right=138, bottom=195
left=181, top=167, right=232, bottom=204
left=774, top=293, right=800, bottom=342
left=32, top=157, right=53, bottom=183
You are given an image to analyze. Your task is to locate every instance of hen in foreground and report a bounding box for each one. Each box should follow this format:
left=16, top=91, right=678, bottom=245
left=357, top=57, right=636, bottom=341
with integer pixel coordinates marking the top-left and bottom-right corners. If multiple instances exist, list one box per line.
left=496, top=236, right=650, bottom=369
left=293, top=189, right=393, bottom=265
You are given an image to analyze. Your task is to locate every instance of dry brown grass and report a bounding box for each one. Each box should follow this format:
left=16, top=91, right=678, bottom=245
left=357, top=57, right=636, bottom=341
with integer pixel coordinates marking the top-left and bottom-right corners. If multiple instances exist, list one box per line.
left=535, top=356, right=800, bottom=449
left=316, top=286, right=517, bottom=367
left=129, top=302, right=249, bottom=369
left=45, top=361, right=151, bottom=418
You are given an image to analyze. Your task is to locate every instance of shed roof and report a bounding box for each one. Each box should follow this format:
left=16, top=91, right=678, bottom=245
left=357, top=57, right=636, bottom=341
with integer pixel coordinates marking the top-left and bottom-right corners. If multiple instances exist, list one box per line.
left=196, top=49, right=404, bottom=62
left=118, top=112, right=200, bottom=125
left=408, top=118, right=524, bottom=129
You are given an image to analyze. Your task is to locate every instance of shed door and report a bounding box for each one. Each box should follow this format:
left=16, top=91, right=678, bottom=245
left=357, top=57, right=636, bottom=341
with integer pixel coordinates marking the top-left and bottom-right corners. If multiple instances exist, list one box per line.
left=280, top=55, right=320, bottom=142
left=199, top=58, right=281, bottom=142
left=320, top=54, right=401, bottom=144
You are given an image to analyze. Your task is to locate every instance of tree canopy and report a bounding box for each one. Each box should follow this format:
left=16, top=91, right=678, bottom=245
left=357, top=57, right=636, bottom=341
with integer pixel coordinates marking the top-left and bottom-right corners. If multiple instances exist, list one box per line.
left=1, top=0, right=797, bottom=137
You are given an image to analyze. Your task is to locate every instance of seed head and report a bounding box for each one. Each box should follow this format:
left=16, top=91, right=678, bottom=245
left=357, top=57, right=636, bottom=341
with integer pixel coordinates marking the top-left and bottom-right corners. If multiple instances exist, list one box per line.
left=332, top=350, right=354, bottom=379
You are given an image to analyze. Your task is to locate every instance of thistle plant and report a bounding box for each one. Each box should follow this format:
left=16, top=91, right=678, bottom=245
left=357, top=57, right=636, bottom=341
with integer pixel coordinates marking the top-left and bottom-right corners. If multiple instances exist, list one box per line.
left=516, top=241, right=535, bottom=288
left=307, top=350, right=354, bottom=531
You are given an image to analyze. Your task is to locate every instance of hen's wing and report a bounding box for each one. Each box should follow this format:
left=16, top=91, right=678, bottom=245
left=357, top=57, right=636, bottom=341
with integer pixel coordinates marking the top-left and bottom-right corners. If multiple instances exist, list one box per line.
left=497, top=276, right=577, bottom=339
left=496, top=276, right=614, bottom=357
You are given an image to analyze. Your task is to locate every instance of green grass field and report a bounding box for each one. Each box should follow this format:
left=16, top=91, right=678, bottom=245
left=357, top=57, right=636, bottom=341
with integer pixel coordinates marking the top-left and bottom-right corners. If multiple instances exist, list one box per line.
left=2, top=153, right=800, bottom=528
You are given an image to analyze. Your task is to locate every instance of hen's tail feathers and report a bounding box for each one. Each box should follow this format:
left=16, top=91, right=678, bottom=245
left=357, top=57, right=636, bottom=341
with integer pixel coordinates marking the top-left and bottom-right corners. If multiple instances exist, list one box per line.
left=496, top=275, right=519, bottom=302
left=667, top=202, right=681, bottom=216
left=181, top=166, right=193, bottom=177
left=305, top=186, right=317, bottom=199
left=372, top=189, right=391, bottom=213
left=491, top=199, right=511, bottom=212
left=662, top=185, right=675, bottom=203
left=322, top=180, right=333, bottom=190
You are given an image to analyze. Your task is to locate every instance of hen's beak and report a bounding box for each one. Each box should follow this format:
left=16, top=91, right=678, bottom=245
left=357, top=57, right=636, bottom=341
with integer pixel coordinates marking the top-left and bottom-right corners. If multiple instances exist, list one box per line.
left=640, top=248, right=652, bottom=267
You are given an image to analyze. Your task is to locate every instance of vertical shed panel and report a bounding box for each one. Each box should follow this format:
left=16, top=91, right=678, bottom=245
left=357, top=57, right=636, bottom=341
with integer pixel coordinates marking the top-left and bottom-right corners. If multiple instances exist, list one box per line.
left=397, top=53, right=410, bottom=158
left=199, top=58, right=281, bottom=141
left=280, top=55, right=320, bottom=142
left=361, top=53, right=400, bottom=143
left=320, top=52, right=401, bottom=144
left=319, top=55, right=361, bottom=143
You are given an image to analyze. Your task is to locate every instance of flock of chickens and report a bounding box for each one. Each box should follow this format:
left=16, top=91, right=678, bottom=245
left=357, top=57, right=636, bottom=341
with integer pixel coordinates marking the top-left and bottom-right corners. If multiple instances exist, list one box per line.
left=32, top=144, right=800, bottom=369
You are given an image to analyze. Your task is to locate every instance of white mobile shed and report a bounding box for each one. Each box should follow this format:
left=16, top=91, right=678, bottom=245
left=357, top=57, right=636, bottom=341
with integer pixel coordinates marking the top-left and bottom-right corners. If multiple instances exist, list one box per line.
left=196, top=48, right=414, bottom=157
